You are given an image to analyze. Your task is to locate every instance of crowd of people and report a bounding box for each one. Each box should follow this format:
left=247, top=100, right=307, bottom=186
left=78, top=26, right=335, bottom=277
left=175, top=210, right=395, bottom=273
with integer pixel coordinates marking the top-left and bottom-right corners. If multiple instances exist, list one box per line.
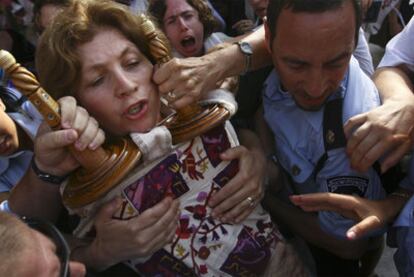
left=1, top=0, right=414, bottom=276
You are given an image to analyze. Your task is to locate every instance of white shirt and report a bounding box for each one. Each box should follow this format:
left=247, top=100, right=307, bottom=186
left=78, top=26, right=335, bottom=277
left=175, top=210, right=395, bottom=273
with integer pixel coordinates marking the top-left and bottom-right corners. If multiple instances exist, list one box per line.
left=378, top=17, right=414, bottom=72
left=354, top=27, right=374, bottom=76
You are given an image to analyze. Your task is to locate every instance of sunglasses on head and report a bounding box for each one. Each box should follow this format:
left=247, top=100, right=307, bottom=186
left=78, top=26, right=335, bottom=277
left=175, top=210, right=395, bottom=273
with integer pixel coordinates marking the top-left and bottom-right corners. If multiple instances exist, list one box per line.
left=21, top=216, right=71, bottom=277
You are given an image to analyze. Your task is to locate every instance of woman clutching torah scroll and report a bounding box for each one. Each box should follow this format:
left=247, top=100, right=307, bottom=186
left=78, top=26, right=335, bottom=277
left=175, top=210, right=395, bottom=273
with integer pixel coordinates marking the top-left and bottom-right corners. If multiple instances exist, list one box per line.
left=23, top=0, right=307, bottom=275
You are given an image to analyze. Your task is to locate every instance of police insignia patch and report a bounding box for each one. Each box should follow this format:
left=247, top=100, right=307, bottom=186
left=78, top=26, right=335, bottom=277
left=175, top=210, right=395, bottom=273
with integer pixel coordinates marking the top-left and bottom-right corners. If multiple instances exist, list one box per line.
left=326, top=176, right=368, bottom=196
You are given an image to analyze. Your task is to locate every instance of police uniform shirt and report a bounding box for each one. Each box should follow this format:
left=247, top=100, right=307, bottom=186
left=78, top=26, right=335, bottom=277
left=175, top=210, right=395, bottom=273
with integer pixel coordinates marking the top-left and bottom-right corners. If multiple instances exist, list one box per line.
left=0, top=151, right=33, bottom=193
left=392, top=196, right=414, bottom=276
left=262, top=56, right=385, bottom=238
left=391, top=156, right=414, bottom=276
left=0, top=87, right=42, bottom=194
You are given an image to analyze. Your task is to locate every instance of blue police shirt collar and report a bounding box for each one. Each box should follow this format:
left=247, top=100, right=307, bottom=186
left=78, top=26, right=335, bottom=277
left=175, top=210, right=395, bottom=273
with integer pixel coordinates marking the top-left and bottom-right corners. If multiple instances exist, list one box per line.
left=263, top=67, right=349, bottom=131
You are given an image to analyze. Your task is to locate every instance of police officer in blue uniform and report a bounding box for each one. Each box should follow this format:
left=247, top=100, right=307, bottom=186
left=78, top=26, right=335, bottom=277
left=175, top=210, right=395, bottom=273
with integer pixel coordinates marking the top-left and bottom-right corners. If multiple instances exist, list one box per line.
left=260, top=0, right=387, bottom=275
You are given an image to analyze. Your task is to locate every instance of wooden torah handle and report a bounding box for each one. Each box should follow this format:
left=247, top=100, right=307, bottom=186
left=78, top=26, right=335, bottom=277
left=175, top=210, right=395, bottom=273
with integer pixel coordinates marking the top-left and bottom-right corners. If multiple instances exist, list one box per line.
left=0, top=49, right=107, bottom=168
left=140, top=15, right=230, bottom=144
left=0, top=50, right=141, bottom=209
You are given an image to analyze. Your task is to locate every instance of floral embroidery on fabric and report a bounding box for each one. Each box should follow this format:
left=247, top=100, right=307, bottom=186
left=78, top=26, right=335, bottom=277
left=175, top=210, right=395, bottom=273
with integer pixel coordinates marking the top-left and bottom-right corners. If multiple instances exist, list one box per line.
left=95, top=125, right=279, bottom=276
left=201, top=125, right=231, bottom=167
left=220, top=226, right=275, bottom=276
left=123, top=154, right=189, bottom=213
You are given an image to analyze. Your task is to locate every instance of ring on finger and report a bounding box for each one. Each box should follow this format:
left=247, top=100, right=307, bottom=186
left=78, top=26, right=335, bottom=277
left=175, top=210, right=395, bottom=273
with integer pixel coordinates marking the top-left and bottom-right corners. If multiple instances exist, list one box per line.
left=167, top=91, right=177, bottom=100
left=246, top=196, right=255, bottom=207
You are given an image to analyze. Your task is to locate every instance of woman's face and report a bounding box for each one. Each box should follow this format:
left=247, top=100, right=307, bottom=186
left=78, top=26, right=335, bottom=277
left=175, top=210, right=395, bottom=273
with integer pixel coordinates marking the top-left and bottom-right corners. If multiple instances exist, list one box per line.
left=76, top=28, right=161, bottom=136
left=163, top=0, right=204, bottom=57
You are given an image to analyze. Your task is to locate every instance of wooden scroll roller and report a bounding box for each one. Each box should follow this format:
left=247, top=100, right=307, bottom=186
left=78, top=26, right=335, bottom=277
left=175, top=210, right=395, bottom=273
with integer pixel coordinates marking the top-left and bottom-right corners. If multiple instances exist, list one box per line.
left=139, top=15, right=231, bottom=144
left=0, top=15, right=230, bottom=210
left=0, top=50, right=142, bottom=209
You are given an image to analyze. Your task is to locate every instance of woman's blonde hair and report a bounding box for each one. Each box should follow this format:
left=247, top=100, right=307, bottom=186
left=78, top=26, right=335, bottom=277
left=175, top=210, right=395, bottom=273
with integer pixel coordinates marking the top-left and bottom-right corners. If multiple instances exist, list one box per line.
left=36, top=0, right=169, bottom=99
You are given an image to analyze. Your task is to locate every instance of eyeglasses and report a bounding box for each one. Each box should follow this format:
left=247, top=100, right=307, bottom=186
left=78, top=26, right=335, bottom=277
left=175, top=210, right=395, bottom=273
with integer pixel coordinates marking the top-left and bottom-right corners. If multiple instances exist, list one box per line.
left=21, top=216, right=71, bottom=277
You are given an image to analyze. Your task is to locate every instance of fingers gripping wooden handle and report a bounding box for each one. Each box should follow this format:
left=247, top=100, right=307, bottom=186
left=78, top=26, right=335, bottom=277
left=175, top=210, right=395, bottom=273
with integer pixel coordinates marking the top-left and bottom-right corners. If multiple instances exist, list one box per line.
left=0, top=51, right=142, bottom=209
left=0, top=49, right=109, bottom=169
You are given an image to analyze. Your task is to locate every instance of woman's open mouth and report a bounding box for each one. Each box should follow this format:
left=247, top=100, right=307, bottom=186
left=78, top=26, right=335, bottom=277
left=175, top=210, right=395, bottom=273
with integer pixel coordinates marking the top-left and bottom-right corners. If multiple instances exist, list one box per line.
left=124, top=100, right=148, bottom=120
left=181, top=36, right=196, bottom=48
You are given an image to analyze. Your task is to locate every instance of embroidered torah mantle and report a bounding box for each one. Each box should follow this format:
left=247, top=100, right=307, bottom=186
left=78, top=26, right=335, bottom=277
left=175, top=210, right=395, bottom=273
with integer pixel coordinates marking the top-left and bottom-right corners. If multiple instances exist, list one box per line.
left=65, top=122, right=282, bottom=276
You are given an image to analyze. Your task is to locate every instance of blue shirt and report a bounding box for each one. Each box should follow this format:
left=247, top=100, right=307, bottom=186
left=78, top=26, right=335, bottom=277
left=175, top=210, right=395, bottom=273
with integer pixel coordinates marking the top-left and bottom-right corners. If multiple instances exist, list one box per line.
left=391, top=156, right=414, bottom=277
left=0, top=87, right=42, bottom=194
left=0, top=151, right=33, bottom=193
left=263, top=56, right=385, bottom=238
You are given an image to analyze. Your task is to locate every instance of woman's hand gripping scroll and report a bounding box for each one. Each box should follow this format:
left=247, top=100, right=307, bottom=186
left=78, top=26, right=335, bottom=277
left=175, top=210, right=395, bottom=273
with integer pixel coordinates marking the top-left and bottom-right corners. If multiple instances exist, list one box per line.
left=34, top=96, right=105, bottom=177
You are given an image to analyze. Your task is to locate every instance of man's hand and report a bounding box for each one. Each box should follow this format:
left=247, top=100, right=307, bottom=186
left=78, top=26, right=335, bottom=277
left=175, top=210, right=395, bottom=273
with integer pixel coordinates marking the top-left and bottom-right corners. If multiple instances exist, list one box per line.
left=153, top=57, right=222, bottom=109
left=345, top=66, right=414, bottom=173
left=345, top=99, right=414, bottom=172
left=290, top=192, right=409, bottom=240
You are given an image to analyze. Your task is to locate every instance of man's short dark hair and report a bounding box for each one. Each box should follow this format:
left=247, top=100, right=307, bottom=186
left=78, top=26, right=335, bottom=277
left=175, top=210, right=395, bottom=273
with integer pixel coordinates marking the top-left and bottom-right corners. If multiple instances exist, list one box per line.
left=266, top=0, right=361, bottom=47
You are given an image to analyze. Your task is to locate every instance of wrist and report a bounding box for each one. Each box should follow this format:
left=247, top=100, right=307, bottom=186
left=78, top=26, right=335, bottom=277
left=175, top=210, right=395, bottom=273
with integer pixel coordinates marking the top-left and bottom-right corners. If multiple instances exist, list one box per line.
left=233, top=41, right=252, bottom=75
left=31, top=158, right=68, bottom=184
left=72, top=240, right=112, bottom=272
left=213, top=44, right=245, bottom=79
left=383, top=191, right=412, bottom=222
left=34, top=156, right=70, bottom=177
left=389, top=190, right=412, bottom=200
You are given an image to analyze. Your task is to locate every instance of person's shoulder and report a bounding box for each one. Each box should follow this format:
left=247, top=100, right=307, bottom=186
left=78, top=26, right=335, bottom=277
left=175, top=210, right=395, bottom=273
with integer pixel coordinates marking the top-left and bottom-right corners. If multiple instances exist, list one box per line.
left=342, top=57, right=380, bottom=121
left=378, top=19, right=414, bottom=70
left=263, top=69, right=279, bottom=92
left=262, top=69, right=287, bottom=102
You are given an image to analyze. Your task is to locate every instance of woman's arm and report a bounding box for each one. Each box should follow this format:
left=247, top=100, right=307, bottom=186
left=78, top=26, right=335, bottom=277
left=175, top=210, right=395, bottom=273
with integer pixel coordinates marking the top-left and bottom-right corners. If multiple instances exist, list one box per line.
left=8, top=96, right=105, bottom=221
left=9, top=96, right=180, bottom=271
left=153, top=26, right=270, bottom=109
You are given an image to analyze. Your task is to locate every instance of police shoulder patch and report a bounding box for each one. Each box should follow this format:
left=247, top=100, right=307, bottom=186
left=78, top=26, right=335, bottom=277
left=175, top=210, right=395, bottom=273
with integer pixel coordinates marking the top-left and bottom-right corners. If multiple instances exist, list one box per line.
left=326, top=176, right=368, bottom=196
